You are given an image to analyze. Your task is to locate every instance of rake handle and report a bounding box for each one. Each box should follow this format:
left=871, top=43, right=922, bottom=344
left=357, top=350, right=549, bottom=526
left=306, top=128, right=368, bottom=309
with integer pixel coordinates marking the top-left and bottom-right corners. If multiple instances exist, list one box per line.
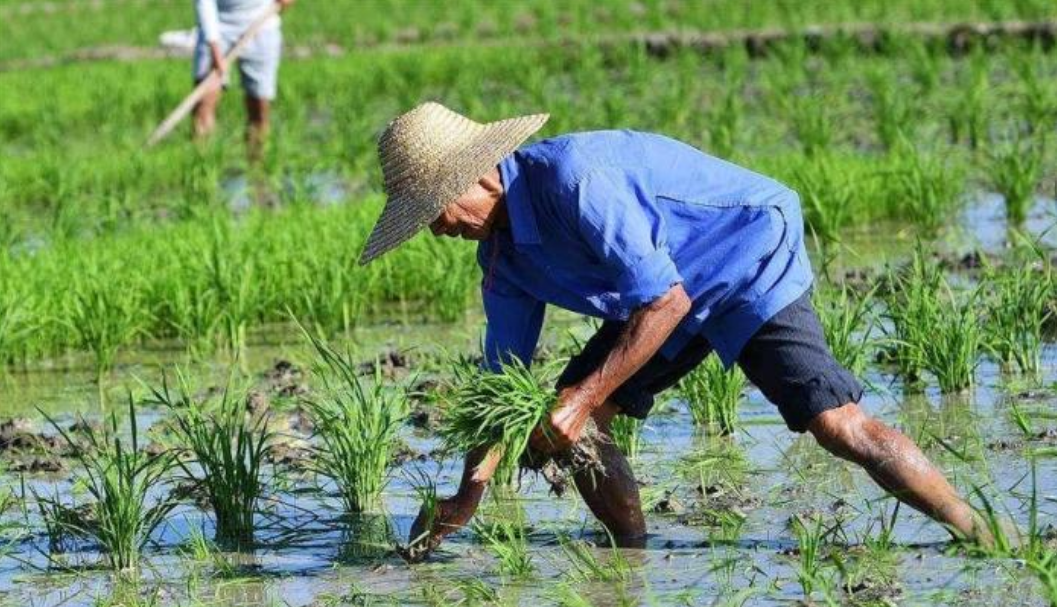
left=145, top=1, right=282, bottom=148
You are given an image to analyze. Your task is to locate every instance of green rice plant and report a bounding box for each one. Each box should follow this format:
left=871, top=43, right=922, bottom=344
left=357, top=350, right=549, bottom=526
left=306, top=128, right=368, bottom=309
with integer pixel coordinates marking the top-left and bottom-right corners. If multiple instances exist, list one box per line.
left=438, top=358, right=562, bottom=486
left=302, top=328, right=408, bottom=513
left=556, top=532, right=632, bottom=583
left=609, top=415, right=643, bottom=460
left=677, top=356, right=745, bottom=435
left=813, top=283, right=877, bottom=376
left=472, top=506, right=534, bottom=578
left=867, top=69, right=917, bottom=151
left=1013, top=47, right=1057, bottom=133
left=677, top=436, right=748, bottom=492
left=947, top=55, right=990, bottom=149
left=987, top=136, right=1046, bottom=227
left=706, top=86, right=742, bottom=159
left=0, top=293, right=31, bottom=368
left=790, top=514, right=831, bottom=599
left=920, top=283, right=983, bottom=394
left=786, top=94, right=835, bottom=158
left=36, top=396, right=177, bottom=570
left=884, top=141, right=964, bottom=234
left=982, top=250, right=1051, bottom=376
left=149, top=372, right=271, bottom=549
left=881, top=250, right=943, bottom=389
left=67, top=280, right=144, bottom=382
left=791, top=156, right=852, bottom=267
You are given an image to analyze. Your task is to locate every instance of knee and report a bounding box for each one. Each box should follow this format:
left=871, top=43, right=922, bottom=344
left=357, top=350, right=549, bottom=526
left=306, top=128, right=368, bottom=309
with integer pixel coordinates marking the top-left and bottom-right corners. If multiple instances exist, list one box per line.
left=807, top=403, right=876, bottom=463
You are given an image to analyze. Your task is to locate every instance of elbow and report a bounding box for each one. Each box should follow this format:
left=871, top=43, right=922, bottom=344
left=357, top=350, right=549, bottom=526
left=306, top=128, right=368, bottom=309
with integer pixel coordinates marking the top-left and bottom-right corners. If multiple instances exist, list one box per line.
left=652, top=283, right=691, bottom=320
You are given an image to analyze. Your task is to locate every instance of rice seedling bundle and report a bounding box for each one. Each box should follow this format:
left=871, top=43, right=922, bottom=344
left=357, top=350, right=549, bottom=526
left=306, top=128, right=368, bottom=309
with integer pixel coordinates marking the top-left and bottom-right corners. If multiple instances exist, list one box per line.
left=677, top=356, right=745, bottom=435
left=149, top=373, right=271, bottom=549
left=302, top=329, right=408, bottom=513
left=438, top=359, right=597, bottom=488
left=36, top=397, right=177, bottom=571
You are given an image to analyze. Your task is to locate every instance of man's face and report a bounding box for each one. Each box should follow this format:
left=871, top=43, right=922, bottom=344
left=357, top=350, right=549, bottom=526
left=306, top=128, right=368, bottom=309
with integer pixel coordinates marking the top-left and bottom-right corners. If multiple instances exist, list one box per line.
left=429, top=174, right=503, bottom=241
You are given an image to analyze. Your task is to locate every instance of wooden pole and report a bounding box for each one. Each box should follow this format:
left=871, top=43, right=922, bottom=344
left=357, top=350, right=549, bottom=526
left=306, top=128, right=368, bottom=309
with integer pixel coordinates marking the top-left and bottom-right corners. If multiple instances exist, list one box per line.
left=146, top=2, right=282, bottom=148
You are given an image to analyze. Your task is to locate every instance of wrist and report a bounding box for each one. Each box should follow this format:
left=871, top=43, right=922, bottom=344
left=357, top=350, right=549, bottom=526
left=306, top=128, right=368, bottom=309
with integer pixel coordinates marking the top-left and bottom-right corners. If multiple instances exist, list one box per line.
left=558, top=382, right=602, bottom=412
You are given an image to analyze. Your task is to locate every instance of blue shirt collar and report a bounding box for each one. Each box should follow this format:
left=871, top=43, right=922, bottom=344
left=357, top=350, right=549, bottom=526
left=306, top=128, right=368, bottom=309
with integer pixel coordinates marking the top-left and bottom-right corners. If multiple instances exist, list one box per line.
left=498, top=153, right=541, bottom=245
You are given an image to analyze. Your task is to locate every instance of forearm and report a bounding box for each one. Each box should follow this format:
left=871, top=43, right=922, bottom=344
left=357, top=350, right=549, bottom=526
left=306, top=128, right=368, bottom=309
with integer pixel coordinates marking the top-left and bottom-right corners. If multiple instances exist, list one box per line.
left=567, top=283, right=691, bottom=409
left=455, top=445, right=502, bottom=504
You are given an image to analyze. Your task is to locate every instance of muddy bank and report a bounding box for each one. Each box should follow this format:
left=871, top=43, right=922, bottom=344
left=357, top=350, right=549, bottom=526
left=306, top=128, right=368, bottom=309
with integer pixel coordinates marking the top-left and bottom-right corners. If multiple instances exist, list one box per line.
left=4, top=20, right=1055, bottom=72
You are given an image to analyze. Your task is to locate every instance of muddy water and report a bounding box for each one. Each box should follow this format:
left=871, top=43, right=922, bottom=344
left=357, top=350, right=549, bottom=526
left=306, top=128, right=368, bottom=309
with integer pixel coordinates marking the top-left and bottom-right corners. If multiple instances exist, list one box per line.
left=1, top=198, right=1056, bottom=605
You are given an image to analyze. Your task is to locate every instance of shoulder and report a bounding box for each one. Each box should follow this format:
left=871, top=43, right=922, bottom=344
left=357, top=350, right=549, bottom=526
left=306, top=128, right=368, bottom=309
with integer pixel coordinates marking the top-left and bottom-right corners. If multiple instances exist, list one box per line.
left=519, top=130, right=663, bottom=189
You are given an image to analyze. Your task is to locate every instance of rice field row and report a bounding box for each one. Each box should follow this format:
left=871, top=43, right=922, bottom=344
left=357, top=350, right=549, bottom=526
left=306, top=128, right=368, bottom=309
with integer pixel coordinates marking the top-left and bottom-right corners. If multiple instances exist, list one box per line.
left=2, top=37, right=1057, bottom=369
left=3, top=0, right=1056, bottom=64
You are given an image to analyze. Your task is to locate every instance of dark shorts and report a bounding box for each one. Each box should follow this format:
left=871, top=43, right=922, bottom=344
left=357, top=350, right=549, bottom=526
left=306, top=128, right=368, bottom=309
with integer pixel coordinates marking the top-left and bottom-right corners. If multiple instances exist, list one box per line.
left=556, top=290, right=864, bottom=433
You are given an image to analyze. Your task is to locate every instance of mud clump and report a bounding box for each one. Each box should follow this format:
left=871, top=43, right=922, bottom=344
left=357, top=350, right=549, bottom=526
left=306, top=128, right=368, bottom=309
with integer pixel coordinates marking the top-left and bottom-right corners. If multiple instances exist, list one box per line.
left=521, top=420, right=606, bottom=497
left=358, top=349, right=410, bottom=380
left=263, top=360, right=308, bottom=398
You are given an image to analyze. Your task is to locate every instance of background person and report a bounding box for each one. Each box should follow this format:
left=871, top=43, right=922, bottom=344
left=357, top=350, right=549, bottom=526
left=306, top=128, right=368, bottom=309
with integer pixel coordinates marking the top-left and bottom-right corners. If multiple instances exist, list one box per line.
left=192, top=0, right=294, bottom=159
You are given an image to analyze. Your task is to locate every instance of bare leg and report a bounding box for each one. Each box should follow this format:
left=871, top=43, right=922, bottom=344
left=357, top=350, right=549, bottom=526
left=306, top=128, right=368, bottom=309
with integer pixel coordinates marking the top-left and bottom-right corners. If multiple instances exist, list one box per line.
left=572, top=401, right=647, bottom=545
left=808, top=403, right=980, bottom=539
left=193, top=86, right=221, bottom=140
left=245, top=95, right=270, bottom=163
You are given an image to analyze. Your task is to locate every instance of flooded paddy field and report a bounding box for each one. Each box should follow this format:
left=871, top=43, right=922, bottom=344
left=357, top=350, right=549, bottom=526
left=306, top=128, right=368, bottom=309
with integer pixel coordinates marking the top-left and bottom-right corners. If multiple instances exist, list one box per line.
left=5, top=1, right=1057, bottom=605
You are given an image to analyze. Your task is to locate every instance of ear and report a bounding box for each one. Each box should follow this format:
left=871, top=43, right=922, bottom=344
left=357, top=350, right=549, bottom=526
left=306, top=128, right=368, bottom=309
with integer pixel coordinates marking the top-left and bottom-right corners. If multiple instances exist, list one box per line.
left=479, top=168, right=503, bottom=196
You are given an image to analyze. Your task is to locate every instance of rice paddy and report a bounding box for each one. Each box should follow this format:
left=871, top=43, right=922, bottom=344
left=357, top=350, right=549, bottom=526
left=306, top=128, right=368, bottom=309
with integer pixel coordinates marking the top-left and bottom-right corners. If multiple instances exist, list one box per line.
left=3, top=0, right=1057, bottom=605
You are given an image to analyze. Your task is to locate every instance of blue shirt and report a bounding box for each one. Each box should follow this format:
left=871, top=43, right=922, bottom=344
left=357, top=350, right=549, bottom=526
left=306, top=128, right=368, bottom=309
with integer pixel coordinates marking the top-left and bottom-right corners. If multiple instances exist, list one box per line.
left=479, top=130, right=813, bottom=370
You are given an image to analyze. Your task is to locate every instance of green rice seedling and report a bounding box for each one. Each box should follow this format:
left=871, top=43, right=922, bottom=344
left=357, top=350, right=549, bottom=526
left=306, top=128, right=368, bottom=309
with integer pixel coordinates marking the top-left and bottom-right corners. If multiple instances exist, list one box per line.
left=884, top=141, right=964, bottom=234
left=149, top=372, right=271, bottom=549
left=791, top=156, right=852, bottom=268
left=67, top=280, right=144, bottom=383
left=609, top=415, right=643, bottom=460
left=301, top=328, right=408, bottom=513
left=881, top=250, right=943, bottom=389
left=706, top=86, right=742, bottom=159
left=36, top=396, right=177, bottom=571
left=987, top=136, right=1046, bottom=227
left=438, top=358, right=564, bottom=487
left=790, top=513, right=832, bottom=599
left=1013, top=47, right=1057, bottom=133
left=907, top=42, right=942, bottom=94
left=867, top=69, right=917, bottom=151
left=338, top=514, right=396, bottom=565
left=920, top=283, right=983, bottom=394
left=0, top=293, right=31, bottom=368
left=983, top=251, right=1051, bottom=376
left=556, top=532, right=632, bottom=583
left=677, top=356, right=745, bottom=435
left=947, top=55, right=990, bottom=150
left=677, top=436, right=748, bottom=493
left=472, top=506, right=534, bottom=578
left=786, top=94, right=835, bottom=158
left=813, top=283, right=877, bottom=376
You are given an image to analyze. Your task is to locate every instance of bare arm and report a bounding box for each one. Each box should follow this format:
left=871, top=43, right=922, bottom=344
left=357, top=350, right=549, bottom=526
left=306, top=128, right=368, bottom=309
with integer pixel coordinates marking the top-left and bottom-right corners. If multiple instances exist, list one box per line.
left=531, top=283, right=691, bottom=453
left=406, top=445, right=502, bottom=559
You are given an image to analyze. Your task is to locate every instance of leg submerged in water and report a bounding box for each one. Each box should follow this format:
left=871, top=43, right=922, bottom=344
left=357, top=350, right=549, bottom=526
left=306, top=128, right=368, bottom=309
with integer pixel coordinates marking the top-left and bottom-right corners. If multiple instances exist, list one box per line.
left=808, top=402, right=981, bottom=540
left=572, top=402, right=647, bottom=545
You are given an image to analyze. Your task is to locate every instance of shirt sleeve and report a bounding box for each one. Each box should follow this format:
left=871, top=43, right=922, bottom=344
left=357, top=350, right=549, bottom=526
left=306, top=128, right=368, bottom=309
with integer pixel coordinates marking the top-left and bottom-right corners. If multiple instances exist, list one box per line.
left=195, top=0, right=222, bottom=42
left=572, top=168, right=684, bottom=308
left=482, top=275, right=546, bottom=372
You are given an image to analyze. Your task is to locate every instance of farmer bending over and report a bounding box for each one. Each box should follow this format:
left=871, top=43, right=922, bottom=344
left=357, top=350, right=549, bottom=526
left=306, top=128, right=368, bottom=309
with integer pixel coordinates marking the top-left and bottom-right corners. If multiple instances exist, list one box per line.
left=193, top=0, right=294, bottom=159
left=359, top=102, right=985, bottom=556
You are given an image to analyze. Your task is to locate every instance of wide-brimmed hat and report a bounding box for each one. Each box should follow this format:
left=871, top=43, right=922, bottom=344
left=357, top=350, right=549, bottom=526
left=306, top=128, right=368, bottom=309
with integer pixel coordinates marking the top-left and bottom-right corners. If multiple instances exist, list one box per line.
left=358, top=102, right=549, bottom=265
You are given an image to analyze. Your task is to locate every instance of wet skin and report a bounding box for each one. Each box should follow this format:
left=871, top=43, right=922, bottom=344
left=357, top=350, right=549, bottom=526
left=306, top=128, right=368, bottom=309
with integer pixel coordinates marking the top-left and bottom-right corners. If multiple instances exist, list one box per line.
left=408, top=167, right=986, bottom=559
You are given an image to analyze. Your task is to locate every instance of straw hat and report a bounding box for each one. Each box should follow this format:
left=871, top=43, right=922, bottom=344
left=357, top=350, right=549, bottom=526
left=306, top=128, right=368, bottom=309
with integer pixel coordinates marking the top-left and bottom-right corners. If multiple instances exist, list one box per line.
left=358, top=102, right=549, bottom=265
